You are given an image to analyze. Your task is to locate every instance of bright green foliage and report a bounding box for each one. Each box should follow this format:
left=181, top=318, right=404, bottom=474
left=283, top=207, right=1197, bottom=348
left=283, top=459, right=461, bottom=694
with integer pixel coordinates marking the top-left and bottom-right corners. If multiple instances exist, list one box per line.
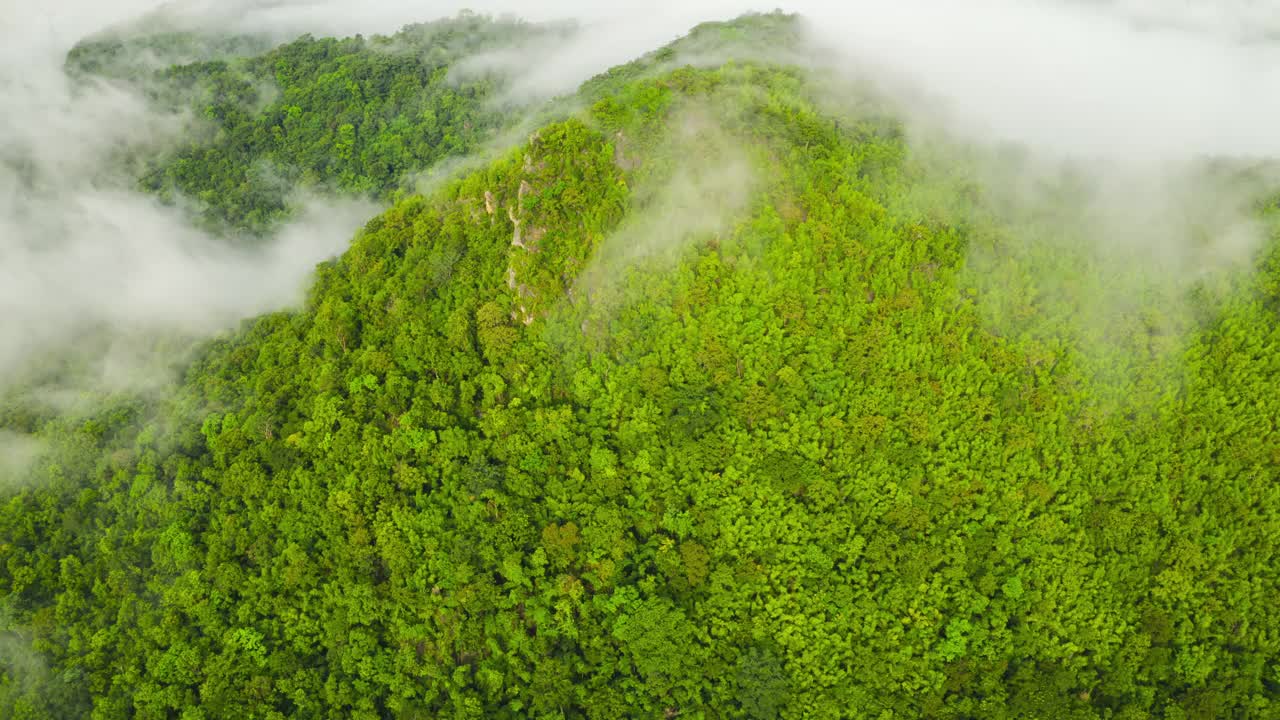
left=97, top=15, right=565, bottom=235
left=5, top=13, right=1280, bottom=720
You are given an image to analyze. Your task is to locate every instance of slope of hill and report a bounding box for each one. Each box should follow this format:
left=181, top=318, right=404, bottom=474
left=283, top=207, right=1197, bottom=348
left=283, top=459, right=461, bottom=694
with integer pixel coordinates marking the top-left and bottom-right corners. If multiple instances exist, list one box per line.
left=68, top=14, right=572, bottom=237
left=4, top=12, right=1280, bottom=720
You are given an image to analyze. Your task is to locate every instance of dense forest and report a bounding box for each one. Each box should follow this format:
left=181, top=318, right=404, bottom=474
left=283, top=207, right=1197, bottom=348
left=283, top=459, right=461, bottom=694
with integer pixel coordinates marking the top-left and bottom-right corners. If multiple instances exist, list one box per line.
left=66, top=13, right=570, bottom=237
left=4, top=11, right=1280, bottom=720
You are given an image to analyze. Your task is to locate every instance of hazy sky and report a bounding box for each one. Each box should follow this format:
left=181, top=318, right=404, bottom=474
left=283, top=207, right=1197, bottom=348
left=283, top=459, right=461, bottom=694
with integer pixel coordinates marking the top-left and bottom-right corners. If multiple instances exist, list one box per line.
left=57, top=0, right=1277, bottom=160
left=13, top=0, right=1280, bottom=156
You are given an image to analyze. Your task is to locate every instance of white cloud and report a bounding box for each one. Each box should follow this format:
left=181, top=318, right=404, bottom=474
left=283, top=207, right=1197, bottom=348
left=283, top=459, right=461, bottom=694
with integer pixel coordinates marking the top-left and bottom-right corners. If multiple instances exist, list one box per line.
left=0, top=1, right=379, bottom=392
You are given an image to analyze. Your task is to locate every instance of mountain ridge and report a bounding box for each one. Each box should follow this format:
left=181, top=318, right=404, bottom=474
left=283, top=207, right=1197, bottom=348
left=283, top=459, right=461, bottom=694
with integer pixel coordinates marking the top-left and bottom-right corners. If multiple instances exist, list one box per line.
left=4, top=11, right=1280, bottom=720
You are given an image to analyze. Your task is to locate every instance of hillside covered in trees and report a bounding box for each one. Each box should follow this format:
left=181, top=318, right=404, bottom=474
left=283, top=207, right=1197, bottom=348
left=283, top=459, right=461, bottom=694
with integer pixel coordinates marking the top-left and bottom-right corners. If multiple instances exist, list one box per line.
left=66, top=12, right=571, bottom=237
left=4, top=11, right=1280, bottom=720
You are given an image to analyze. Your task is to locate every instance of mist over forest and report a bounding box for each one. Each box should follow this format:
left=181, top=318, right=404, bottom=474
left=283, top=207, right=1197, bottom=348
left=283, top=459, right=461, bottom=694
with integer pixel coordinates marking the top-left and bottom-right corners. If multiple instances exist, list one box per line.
left=3, top=2, right=1280, bottom=718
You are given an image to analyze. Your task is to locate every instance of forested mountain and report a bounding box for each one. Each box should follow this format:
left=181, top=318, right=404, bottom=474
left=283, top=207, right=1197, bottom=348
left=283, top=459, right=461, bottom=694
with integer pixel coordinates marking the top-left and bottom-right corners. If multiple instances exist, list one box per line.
left=68, top=14, right=572, bottom=237
left=5, top=11, right=1280, bottom=720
